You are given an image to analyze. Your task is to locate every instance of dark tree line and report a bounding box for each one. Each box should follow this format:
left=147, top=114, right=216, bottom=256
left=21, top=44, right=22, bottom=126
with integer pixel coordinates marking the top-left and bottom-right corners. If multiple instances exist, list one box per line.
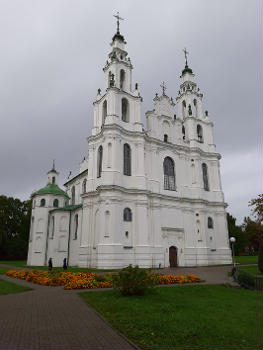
left=0, top=195, right=31, bottom=259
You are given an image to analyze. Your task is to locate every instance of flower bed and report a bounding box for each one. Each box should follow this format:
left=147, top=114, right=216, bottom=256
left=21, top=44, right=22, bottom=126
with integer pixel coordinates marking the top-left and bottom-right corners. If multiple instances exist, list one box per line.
left=6, top=269, right=201, bottom=290
left=6, top=270, right=113, bottom=290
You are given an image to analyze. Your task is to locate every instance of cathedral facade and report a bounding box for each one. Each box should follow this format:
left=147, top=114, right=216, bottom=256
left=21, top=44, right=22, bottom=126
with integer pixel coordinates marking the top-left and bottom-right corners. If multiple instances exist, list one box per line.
left=27, top=22, right=232, bottom=268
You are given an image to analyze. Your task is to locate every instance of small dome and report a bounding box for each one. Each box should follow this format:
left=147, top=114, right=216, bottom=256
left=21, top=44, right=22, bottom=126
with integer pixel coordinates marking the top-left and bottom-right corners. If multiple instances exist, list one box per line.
left=34, top=184, right=69, bottom=198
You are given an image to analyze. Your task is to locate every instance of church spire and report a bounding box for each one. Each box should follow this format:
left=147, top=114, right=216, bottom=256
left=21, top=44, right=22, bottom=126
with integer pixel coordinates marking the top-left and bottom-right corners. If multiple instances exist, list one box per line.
left=112, top=11, right=126, bottom=43
left=182, top=48, right=193, bottom=75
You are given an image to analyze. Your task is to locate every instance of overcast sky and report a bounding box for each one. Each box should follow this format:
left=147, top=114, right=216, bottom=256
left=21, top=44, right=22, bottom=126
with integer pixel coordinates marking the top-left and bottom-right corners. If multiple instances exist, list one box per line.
left=0, top=0, right=262, bottom=224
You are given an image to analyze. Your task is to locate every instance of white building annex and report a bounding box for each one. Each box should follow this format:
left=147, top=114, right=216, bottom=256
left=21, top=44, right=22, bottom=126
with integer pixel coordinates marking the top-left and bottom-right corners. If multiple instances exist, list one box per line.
left=27, top=16, right=232, bottom=268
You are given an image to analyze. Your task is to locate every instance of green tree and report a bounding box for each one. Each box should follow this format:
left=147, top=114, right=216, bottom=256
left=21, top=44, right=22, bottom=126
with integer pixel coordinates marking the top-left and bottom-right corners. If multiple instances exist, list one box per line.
left=242, top=216, right=263, bottom=253
left=227, top=213, right=247, bottom=255
left=0, top=195, right=31, bottom=259
left=249, top=194, right=263, bottom=223
left=258, top=234, right=263, bottom=273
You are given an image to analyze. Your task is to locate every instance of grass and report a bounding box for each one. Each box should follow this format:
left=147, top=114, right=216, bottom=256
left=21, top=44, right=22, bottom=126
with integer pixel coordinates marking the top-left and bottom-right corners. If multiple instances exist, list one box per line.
left=0, top=267, right=10, bottom=275
left=238, top=266, right=262, bottom=277
left=235, top=255, right=258, bottom=265
left=0, top=278, right=31, bottom=295
left=0, top=260, right=119, bottom=273
left=80, top=285, right=262, bottom=350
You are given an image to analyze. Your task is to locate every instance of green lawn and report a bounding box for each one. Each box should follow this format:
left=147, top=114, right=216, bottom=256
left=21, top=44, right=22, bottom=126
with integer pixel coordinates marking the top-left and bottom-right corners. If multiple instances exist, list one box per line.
left=235, top=255, right=258, bottom=265
left=0, top=278, right=31, bottom=295
left=0, top=260, right=119, bottom=273
left=81, top=285, right=262, bottom=350
left=0, top=267, right=10, bottom=275
left=238, top=266, right=262, bottom=277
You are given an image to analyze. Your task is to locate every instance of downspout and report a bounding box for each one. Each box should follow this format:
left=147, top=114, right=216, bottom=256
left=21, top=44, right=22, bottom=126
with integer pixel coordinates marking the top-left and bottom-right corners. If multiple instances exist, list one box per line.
left=67, top=211, right=72, bottom=265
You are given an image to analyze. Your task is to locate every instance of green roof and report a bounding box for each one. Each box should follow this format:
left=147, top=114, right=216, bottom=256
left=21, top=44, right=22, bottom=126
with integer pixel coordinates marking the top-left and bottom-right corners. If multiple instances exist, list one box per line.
left=34, top=184, right=69, bottom=198
left=50, top=204, right=82, bottom=212
left=182, top=65, right=193, bottom=75
left=112, top=32, right=126, bottom=43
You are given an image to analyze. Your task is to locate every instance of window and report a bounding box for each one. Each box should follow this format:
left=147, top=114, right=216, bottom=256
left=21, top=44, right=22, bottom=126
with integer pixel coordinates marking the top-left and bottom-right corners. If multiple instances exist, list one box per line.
left=53, top=199, right=59, bottom=207
left=202, top=163, right=209, bottom=191
left=82, top=179, right=87, bottom=193
left=197, top=124, right=203, bottom=142
left=123, top=208, right=132, bottom=221
left=97, top=145, right=103, bottom=178
left=120, top=69, right=125, bottom=89
left=194, top=99, right=197, bottom=116
left=163, top=157, right=176, bottom=190
left=208, top=217, right=213, bottom=229
left=40, top=198, right=45, bottom=207
left=182, top=125, right=185, bottom=140
left=52, top=176, right=55, bottom=184
left=121, top=98, right=129, bottom=122
left=51, top=216, right=55, bottom=238
left=123, top=143, right=131, bottom=176
left=74, top=214, right=78, bottom=239
left=102, top=100, right=107, bottom=124
left=164, top=134, right=168, bottom=142
left=182, top=100, right=186, bottom=118
left=71, top=186, right=75, bottom=205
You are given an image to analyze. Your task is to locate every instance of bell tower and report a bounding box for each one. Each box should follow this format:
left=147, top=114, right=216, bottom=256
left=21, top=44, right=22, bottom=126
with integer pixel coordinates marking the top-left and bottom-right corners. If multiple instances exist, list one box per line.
left=92, top=12, right=143, bottom=135
left=176, top=49, right=215, bottom=151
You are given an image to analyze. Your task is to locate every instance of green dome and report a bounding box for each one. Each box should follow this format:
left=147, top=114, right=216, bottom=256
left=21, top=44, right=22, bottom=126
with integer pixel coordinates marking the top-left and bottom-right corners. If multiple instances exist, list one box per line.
left=34, top=183, right=69, bottom=198
left=182, top=65, right=193, bottom=75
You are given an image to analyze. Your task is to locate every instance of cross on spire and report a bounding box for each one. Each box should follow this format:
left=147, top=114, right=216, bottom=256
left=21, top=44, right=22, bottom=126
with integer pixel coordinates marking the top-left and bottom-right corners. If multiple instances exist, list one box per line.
left=183, top=47, right=189, bottom=66
left=160, top=81, right=167, bottom=95
left=52, top=159, right=56, bottom=171
left=113, top=11, right=124, bottom=34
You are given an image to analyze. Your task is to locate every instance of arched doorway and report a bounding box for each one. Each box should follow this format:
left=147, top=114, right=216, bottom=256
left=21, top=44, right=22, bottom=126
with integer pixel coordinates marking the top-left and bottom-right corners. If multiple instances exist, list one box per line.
left=169, top=246, right=178, bottom=267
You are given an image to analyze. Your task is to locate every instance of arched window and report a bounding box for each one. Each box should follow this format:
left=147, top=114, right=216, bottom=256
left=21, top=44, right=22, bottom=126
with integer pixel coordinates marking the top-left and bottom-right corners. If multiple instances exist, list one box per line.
left=74, top=214, right=78, bottom=239
left=121, top=98, right=129, bottom=122
left=40, top=198, right=45, bottom=207
left=182, top=125, right=185, bottom=140
left=102, top=100, right=107, bottom=124
left=202, top=163, right=209, bottom=191
left=123, top=208, right=132, bottom=221
left=163, top=157, right=176, bottom=191
left=164, top=134, right=168, bottom=142
left=97, top=145, right=103, bottom=178
left=120, top=69, right=125, bottom=89
left=197, top=124, right=203, bottom=142
left=52, top=176, right=55, bottom=184
left=182, top=100, right=186, bottom=118
left=71, top=186, right=75, bottom=205
left=193, top=99, right=197, bottom=116
left=123, top=143, right=131, bottom=176
left=108, top=71, right=111, bottom=87
left=51, top=216, right=55, bottom=238
left=208, top=217, right=214, bottom=229
left=82, top=179, right=87, bottom=193
left=53, top=199, right=59, bottom=207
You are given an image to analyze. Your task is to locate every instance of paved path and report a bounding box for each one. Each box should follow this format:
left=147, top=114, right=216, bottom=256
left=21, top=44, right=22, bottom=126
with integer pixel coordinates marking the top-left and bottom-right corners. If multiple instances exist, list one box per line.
left=0, top=274, right=138, bottom=350
left=153, top=265, right=237, bottom=285
left=0, top=264, right=238, bottom=350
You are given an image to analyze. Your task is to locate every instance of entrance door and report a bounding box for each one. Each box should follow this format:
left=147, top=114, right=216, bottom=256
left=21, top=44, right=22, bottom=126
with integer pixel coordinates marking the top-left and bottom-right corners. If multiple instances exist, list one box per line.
left=169, top=246, right=178, bottom=267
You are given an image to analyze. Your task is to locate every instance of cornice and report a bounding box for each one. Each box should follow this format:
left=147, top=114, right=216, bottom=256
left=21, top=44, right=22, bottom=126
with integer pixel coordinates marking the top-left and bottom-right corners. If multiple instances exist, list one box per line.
left=83, top=184, right=227, bottom=208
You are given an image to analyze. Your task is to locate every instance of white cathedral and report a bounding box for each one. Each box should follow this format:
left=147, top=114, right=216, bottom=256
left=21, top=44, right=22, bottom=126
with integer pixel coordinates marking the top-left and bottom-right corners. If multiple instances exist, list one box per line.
left=27, top=17, right=232, bottom=268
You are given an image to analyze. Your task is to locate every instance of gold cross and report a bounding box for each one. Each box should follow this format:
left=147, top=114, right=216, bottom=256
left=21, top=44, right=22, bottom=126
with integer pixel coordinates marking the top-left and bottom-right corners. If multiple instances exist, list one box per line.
left=160, top=81, right=167, bottom=95
left=183, top=47, right=189, bottom=66
left=113, top=11, right=124, bottom=33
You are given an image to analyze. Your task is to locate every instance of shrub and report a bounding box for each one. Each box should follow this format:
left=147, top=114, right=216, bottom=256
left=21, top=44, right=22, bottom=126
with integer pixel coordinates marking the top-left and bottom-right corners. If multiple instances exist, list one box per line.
left=258, top=235, right=263, bottom=273
left=235, top=269, right=255, bottom=290
left=113, top=264, right=157, bottom=296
